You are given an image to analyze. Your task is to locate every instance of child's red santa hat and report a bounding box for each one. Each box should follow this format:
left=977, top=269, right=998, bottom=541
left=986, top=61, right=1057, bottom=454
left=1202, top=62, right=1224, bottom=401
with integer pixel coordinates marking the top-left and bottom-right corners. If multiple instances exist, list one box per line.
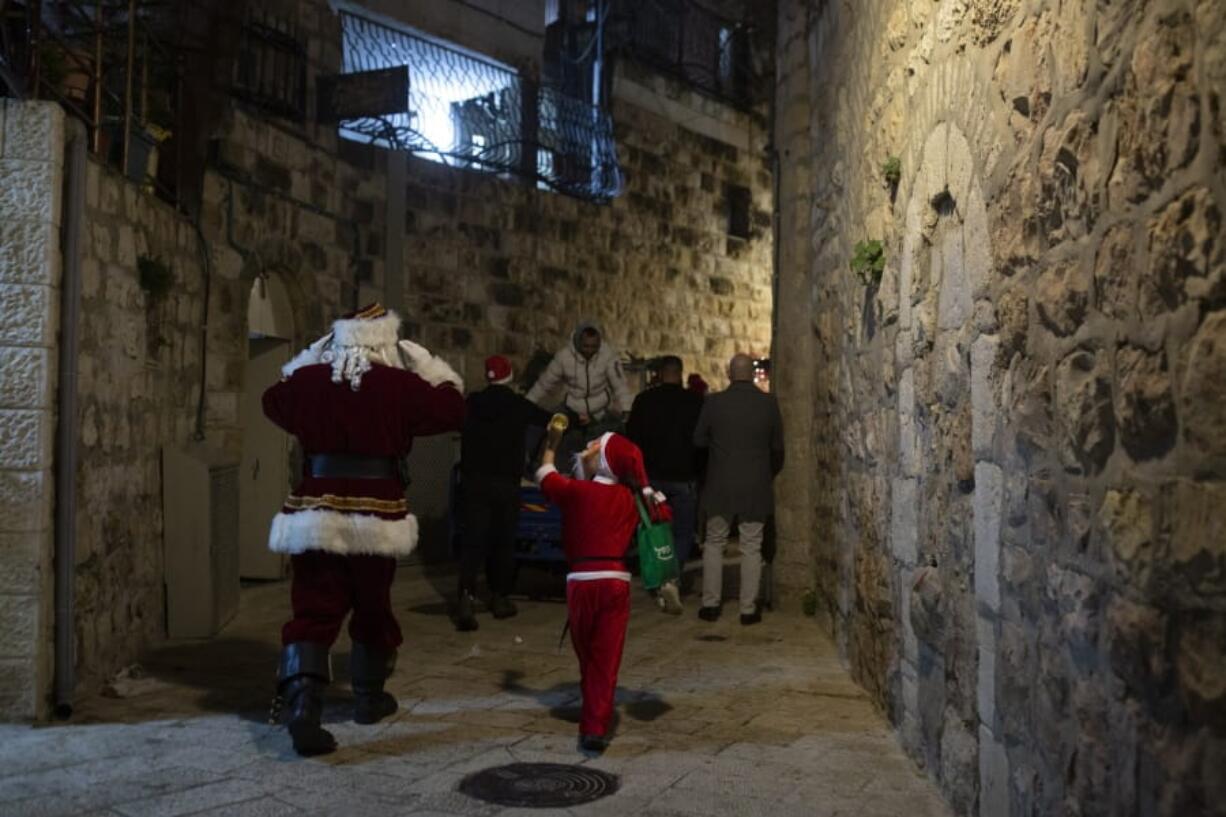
left=594, top=432, right=667, bottom=504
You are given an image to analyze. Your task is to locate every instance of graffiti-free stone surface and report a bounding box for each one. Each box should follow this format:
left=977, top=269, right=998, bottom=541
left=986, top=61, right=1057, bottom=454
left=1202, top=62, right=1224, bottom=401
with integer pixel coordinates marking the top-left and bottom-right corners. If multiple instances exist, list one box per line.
left=773, top=0, right=1226, bottom=814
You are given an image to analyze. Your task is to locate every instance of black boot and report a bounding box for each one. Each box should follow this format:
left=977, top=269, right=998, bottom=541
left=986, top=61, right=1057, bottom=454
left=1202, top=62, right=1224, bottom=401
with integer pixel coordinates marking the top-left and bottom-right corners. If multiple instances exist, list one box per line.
left=455, top=589, right=479, bottom=632
left=278, top=642, right=336, bottom=757
left=489, top=594, right=518, bottom=620
left=351, top=642, right=398, bottom=725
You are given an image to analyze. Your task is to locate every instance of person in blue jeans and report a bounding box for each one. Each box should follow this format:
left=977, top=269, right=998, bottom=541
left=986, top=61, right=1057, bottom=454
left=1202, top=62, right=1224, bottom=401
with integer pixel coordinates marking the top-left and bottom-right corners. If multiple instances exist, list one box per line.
left=626, top=355, right=706, bottom=599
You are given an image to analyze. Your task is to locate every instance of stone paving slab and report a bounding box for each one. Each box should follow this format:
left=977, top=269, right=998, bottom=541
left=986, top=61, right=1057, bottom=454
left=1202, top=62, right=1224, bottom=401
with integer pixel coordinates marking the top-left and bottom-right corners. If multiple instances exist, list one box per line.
left=0, top=563, right=950, bottom=816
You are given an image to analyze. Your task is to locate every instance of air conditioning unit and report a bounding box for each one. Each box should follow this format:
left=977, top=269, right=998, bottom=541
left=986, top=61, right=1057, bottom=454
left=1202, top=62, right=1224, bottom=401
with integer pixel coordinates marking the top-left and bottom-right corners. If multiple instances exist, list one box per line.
left=162, top=447, right=240, bottom=638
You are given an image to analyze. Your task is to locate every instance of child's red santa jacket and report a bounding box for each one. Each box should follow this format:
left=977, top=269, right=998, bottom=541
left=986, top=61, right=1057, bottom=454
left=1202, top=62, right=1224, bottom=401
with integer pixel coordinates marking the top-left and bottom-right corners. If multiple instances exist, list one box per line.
left=263, top=363, right=465, bottom=557
left=535, top=465, right=639, bottom=574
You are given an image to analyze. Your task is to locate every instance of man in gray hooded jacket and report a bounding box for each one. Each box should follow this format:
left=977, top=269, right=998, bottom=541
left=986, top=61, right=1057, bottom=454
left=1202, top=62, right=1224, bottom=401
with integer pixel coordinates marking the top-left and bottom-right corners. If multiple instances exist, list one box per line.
left=527, top=322, right=633, bottom=427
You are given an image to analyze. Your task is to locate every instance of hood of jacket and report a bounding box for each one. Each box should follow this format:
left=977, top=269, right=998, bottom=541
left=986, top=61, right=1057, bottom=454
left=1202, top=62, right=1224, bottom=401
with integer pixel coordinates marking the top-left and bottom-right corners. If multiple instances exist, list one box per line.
left=571, top=320, right=606, bottom=355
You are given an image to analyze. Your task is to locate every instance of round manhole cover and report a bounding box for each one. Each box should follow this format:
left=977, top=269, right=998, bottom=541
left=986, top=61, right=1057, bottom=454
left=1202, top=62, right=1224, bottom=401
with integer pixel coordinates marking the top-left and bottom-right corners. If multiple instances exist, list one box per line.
left=458, top=762, right=619, bottom=807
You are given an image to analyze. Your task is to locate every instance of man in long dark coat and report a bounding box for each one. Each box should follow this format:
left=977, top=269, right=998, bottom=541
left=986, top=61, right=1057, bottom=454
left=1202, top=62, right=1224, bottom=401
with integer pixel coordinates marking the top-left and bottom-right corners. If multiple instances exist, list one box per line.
left=692, top=354, right=784, bottom=625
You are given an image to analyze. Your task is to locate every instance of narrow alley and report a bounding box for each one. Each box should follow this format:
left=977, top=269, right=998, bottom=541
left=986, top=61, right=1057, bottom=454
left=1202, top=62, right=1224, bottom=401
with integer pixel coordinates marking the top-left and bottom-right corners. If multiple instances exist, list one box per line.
left=0, top=562, right=948, bottom=817
left=2, top=0, right=1223, bottom=814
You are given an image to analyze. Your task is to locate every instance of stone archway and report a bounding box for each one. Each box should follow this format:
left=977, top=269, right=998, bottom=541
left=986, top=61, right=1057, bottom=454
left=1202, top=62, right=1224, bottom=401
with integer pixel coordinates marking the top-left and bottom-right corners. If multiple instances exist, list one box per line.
left=892, top=121, right=1005, bottom=815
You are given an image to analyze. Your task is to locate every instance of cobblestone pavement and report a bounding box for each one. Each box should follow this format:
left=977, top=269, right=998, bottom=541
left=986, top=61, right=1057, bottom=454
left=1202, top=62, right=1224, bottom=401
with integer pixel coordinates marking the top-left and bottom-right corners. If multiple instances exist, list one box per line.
left=0, top=563, right=951, bottom=817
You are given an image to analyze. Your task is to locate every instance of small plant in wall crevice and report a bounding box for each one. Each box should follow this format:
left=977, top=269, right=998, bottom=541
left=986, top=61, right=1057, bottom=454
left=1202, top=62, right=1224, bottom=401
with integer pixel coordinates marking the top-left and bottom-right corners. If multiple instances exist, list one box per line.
left=881, top=155, right=902, bottom=188
left=850, top=239, right=885, bottom=288
left=138, top=255, right=173, bottom=301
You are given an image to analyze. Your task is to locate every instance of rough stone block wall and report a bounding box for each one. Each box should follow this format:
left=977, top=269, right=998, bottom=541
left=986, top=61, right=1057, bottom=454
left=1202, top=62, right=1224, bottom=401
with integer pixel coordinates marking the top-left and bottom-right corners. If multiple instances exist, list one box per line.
left=207, top=0, right=773, bottom=392
left=0, top=100, right=63, bottom=719
left=773, top=0, right=1226, bottom=814
left=199, top=107, right=384, bottom=461
left=39, top=0, right=773, bottom=702
left=72, top=161, right=208, bottom=688
left=400, top=62, right=774, bottom=390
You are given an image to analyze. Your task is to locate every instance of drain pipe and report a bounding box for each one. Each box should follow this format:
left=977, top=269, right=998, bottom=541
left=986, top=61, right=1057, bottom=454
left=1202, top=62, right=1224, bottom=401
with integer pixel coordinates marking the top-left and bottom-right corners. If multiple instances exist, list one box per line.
left=53, top=119, right=88, bottom=718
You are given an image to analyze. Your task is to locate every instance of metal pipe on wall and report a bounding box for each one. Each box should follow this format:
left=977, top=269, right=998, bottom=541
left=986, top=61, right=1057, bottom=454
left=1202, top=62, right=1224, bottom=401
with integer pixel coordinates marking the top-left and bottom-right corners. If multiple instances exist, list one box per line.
left=91, top=1, right=104, bottom=153
left=121, top=0, right=136, bottom=174
left=54, top=119, right=88, bottom=718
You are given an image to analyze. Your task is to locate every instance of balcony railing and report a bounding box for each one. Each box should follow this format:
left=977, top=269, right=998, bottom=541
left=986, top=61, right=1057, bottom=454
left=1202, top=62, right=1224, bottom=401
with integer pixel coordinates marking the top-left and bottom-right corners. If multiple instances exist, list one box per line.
left=607, top=0, right=753, bottom=109
left=0, top=0, right=184, bottom=204
left=338, top=9, right=623, bottom=202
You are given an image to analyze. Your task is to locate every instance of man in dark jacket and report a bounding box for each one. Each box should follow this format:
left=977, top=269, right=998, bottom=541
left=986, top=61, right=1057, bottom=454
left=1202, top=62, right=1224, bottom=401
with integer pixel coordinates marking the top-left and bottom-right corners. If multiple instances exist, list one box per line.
left=626, top=355, right=704, bottom=573
left=457, top=355, right=551, bottom=631
left=693, top=354, right=784, bottom=625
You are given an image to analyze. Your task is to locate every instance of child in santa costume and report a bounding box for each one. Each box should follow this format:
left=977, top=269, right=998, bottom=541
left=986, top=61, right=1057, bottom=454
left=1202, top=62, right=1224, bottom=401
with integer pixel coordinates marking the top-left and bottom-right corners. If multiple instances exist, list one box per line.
left=536, top=427, right=670, bottom=754
left=262, top=303, right=465, bottom=756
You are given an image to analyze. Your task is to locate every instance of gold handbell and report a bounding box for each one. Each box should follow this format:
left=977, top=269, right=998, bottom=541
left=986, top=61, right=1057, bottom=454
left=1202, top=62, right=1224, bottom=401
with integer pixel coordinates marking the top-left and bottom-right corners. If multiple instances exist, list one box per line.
left=549, top=413, right=569, bottom=433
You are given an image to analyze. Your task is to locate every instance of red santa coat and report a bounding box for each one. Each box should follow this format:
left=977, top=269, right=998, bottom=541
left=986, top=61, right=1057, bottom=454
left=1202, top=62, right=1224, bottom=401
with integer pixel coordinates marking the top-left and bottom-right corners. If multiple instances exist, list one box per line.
left=535, top=465, right=638, bottom=574
left=535, top=462, right=637, bottom=737
left=263, top=362, right=465, bottom=557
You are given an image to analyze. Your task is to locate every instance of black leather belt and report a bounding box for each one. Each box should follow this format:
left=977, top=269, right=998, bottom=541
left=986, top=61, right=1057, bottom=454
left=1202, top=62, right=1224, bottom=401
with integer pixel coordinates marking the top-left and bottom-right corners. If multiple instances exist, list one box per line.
left=308, top=454, right=400, bottom=480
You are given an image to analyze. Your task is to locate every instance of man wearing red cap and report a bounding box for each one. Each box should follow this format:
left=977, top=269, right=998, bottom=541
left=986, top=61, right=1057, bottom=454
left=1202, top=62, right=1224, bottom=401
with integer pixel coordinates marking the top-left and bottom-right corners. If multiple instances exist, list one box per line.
left=262, top=303, right=465, bottom=756
left=536, top=427, right=669, bottom=754
left=455, top=354, right=550, bottom=631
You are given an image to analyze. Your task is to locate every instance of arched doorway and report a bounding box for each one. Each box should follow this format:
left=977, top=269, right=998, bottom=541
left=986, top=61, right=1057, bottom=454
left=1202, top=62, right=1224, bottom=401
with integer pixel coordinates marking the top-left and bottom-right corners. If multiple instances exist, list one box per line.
left=239, top=273, right=295, bottom=579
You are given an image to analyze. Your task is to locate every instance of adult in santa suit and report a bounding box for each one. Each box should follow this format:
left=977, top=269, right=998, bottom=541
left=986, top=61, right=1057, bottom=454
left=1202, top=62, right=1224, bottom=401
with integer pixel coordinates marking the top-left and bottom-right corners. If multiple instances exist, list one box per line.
left=535, top=426, right=669, bottom=754
left=262, top=303, right=465, bottom=756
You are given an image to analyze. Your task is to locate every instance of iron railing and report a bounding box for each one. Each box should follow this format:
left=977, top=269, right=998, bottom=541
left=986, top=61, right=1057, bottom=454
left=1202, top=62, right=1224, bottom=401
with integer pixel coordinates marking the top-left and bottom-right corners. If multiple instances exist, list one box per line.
left=0, top=0, right=184, bottom=203
left=338, top=9, right=623, bottom=202
left=606, top=0, right=753, bottom=108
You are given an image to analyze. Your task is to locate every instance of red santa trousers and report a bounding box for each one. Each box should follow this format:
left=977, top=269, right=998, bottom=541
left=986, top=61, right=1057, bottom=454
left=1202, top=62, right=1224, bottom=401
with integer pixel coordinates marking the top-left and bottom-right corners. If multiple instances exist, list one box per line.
left=566, top=578, right=631, bottom=737
left=281, top=551, right=403, bottom=650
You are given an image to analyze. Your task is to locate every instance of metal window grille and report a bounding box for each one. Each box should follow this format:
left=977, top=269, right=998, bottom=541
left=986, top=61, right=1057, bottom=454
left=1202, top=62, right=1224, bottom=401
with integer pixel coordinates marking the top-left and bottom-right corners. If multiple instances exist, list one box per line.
left=337, top=9, right=623, bottom=202
left=231, top=8, right=306, bottom=121
left=609, top=0, right=752, bottom=108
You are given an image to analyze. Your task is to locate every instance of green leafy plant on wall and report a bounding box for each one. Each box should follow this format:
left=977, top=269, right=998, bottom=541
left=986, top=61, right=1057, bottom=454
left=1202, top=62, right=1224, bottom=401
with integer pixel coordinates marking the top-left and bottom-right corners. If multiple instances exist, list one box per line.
left=882, top=155, right=902, bottom=188
left=137, top=255, right=173, bottom=301
left=850, top=239, right=885, bottom=287
left=801, top=590, right=818, bottom=617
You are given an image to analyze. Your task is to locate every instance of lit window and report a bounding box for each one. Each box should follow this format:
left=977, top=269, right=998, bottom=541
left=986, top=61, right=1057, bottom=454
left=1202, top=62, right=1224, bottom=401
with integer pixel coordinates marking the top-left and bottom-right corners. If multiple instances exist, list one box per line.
left=337, top=7, right=519, bottom=169
left=334, top=5, right=624, bottom=200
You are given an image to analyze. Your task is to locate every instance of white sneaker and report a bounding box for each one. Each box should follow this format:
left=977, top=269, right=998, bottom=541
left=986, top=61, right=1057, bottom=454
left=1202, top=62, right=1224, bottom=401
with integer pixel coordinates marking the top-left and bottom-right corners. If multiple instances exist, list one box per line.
left=658, top=581, right=683, bottom=615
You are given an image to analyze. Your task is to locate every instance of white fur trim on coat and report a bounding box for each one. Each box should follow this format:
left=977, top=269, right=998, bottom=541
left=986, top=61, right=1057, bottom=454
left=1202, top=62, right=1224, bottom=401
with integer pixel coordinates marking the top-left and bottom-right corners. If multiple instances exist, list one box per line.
left=267, top=509, right=419, bottom=556
left=281, top=334, right=332, bottom=379
left=332, top=310, right=401, bottom=349
left=397, top=340, right=464, bottom=390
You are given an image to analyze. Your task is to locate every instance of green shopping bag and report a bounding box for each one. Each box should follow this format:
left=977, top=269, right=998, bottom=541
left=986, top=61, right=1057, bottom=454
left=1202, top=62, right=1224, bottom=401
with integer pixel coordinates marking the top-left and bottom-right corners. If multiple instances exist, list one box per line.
left=634, top=493, right=679, bottom=590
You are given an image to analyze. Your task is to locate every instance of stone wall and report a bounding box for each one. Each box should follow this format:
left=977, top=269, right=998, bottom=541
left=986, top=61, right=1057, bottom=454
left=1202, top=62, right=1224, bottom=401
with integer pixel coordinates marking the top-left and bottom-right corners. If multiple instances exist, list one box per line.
left=0, top=101, right=63, bottom=720
left=773, top=0, right=1225, bottom=814
left=400, top=57, right=774, bottom=389
left=73, top=160, right=208, bottom=687
left=207, top=0, right=774, bottom=394
left=0, top=0, right=774, bottom=714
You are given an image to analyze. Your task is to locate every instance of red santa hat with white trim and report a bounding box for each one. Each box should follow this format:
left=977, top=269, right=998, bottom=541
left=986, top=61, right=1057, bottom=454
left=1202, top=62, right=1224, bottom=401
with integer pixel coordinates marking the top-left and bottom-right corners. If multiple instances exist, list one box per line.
left=594, top=432, right=667, bottom=505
